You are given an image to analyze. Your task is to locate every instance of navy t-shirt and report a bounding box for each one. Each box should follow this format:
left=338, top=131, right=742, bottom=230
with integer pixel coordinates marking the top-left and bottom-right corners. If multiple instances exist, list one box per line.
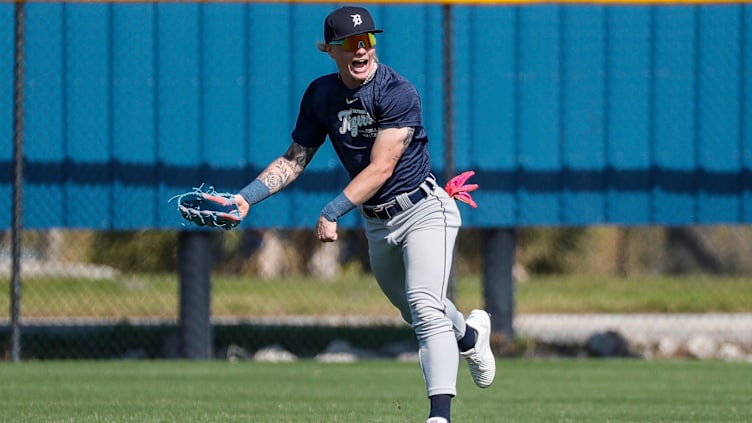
left=292, top=64, right=431, bottom=206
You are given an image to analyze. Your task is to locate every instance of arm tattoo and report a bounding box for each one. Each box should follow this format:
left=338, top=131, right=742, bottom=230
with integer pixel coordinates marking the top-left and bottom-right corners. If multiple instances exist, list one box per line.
left=283, top=142, right=317, bottom=170
left=259, top=142, right=317, bottom=193
left=402, top=127, right=415, bottom=150
left=392, top=127, right=415, bottom=163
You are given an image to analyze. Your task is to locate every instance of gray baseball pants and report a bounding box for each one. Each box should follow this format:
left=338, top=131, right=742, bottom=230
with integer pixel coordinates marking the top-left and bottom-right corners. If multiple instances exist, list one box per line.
left=362, top=178, right=466, bottom=397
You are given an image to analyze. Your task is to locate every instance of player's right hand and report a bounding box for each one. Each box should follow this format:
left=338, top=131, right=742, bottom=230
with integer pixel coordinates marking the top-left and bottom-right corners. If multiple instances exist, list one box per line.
left=233, top=194, right=251, bottom=219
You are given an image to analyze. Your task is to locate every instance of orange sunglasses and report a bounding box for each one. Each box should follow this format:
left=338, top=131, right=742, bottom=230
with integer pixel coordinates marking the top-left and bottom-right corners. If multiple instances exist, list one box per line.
left=329, top=33, right=377, bottom=52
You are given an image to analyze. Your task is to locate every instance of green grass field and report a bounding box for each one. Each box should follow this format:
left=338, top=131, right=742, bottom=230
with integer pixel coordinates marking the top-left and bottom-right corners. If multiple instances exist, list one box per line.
left=1, top=359, right=750, bottom=422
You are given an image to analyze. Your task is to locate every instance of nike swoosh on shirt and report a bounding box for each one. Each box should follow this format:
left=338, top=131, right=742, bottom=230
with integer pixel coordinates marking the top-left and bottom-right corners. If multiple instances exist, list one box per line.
left=346, top=98, right=359, bottom=105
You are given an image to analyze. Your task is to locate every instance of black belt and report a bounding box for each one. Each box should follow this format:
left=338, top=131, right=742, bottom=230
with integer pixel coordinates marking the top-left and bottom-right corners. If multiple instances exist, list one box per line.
left=362, top=178, right=436, bottom=219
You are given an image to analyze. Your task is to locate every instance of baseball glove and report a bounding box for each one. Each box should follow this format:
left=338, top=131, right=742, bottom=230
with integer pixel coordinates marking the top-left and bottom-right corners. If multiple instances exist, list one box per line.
left=169, top=184, right=242, bottom=230
left=445, top=170, right=479, bottom=208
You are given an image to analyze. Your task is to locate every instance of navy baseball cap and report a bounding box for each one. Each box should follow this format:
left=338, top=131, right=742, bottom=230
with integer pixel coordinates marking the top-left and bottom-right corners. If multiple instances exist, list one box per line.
left=324, top=6, right=383, bottom=44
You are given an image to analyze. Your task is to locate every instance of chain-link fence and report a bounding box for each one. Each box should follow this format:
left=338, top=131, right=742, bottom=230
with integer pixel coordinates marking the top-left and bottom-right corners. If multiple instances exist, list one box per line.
left=3, top=3, right=751, bottom=361
left=3, top=226, right=752, bottom=360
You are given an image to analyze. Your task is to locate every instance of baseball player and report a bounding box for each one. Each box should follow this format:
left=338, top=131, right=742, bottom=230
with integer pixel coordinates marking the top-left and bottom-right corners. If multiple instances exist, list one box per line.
left=230, top=7, right=495, bottom=422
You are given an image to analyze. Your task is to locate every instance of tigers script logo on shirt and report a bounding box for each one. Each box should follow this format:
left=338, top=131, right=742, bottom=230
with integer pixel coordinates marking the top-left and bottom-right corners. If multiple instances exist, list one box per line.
left=338, top=108, right=375, bottom=138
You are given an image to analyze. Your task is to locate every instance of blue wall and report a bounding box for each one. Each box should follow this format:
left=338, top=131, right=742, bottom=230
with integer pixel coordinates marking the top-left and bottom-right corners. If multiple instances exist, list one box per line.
left=1, top=3, right=750, bottom=229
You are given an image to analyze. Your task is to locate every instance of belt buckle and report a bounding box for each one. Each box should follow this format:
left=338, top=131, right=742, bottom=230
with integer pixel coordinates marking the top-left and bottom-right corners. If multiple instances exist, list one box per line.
left=372, top=204, right=392, bottom=219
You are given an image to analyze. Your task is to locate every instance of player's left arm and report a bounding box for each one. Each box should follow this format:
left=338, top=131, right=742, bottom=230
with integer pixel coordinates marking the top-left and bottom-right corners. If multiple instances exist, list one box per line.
left=315, top=126, right=413, bottom=242
left=343, top=126, right=414, bottom=204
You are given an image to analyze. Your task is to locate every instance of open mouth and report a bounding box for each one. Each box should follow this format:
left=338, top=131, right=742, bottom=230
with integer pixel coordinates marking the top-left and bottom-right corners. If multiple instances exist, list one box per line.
left=351, top=58, right=369, bottom=73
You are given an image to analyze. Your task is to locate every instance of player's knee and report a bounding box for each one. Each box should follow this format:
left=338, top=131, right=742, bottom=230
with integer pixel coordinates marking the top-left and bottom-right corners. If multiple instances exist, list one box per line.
left=408, top=292, right=452, bottom=339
